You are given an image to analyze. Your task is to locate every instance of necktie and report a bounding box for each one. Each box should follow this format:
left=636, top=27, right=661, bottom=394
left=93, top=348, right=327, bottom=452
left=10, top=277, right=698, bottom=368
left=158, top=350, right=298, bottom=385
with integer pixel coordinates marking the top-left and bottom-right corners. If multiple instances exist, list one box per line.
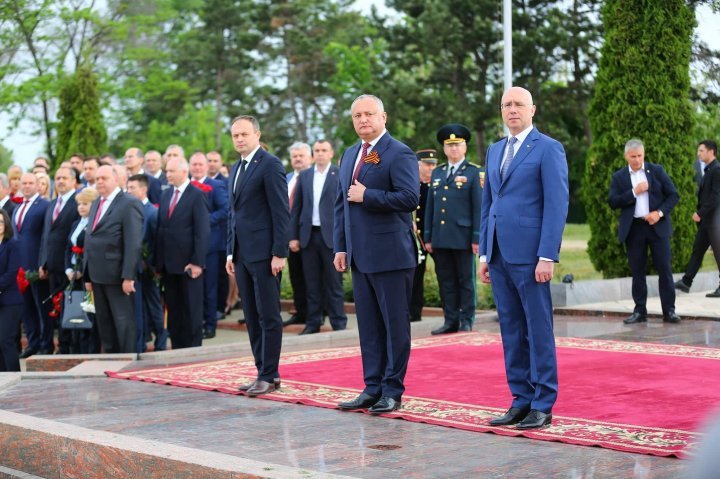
left=352, top=143, right=371, bottom=183
left=16, top=200, right=30, bottom=231
left=288, top=179, right=297, bottom=211
left=52, top=197, right=63, bottom=223
left=92, top=197, right=106, bottom=231
left=500, top=136, right=518, bottom=181
left=234, top=159, right=247, bottom=195
left=447, top=165, right=456, bottom=180
left=168, top=188, right=180, bottom=218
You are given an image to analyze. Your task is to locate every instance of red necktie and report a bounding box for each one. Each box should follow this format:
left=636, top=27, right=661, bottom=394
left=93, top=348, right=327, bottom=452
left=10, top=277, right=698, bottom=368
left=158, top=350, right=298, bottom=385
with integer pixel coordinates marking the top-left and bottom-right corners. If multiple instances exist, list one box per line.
left=352, top=143, right=371, bottom=183
left=52, top=197, right=63, bottom=223
left=16, top=200, right=29, bottom=231
left=92, top=197, right=106, bottom=231
left=168, top=188, right=180, bottom=218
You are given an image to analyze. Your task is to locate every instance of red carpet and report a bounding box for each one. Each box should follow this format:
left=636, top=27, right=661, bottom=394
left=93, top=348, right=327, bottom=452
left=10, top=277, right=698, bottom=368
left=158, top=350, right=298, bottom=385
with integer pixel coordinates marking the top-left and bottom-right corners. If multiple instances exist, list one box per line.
left=106, top=333, right=720, bottom=458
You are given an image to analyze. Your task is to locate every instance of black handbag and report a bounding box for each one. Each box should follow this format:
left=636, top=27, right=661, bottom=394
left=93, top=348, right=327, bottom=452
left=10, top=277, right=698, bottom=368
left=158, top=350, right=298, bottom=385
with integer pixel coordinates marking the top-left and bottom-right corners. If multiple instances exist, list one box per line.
left=61, top=285, right=93, bottom=330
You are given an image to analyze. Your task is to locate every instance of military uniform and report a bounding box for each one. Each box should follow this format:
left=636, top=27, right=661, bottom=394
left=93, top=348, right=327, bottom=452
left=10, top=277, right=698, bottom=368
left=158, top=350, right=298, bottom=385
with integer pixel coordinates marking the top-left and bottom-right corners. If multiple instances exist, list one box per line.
left=424, top=124, right=482, bottom=333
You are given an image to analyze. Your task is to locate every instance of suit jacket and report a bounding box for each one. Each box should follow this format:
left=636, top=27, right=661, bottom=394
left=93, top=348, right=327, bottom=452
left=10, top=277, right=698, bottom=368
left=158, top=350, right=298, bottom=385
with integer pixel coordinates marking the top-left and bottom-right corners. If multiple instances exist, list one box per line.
left=227, top=148, right=290, bottom=262
left=141, top=201, right=159, bottom=273
left=333, top=132, right=419, bottom=273
left=146, top=173, right=163, bottom=205
left=291, top=164, right=339, bottom=249
left=694, top=160, right=704, bottom=191
left=0, top=238, right=23, bottom=306
left=155, top=184, right=210, bottom=274
left=65, top=218, right=87, bottom=273
left=39, top=192, right=80, bottom=274
left=697, top=159, right=720, bottom=224
left=199, top=177, right=228, bottom=253
left=1, top=198, right=16, bottom=217
left=11, top=197, right=50, bottom=270
left=424, top=160, right=482, bottom=249
left=480, top=127, right=569, bottom=264
left=83, top=191, right=143, bottom=284
left=608, top=162, right=679, bottom=243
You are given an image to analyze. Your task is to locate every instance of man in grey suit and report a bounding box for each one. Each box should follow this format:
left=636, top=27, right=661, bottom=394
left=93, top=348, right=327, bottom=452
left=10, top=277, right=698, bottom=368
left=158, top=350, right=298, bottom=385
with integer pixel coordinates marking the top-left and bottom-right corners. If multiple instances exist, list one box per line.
left=84, top=165, right=144, bottom=353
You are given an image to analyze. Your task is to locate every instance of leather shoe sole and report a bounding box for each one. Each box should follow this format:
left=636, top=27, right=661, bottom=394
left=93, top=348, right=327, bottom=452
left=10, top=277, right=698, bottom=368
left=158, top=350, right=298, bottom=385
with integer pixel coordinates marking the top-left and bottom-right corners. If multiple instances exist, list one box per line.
left=706, top=289, right=720, bottom=298
left=489, top=407, right=530, bottom=426
left=338, top=393, right=379, bottom=410
left=515, top=410, right=552, bottom=429
left=368, top=397, right=401, bottom=414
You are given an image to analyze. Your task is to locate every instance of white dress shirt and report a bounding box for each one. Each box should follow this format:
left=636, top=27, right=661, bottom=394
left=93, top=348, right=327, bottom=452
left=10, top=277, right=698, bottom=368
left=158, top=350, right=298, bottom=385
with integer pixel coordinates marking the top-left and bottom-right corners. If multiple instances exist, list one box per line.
left=351, top=129, right=387, bottom=177
left=312, top=165, right=330, bottom=226
left=500, top=124, right=534, bottom=171
left=629, top=165, right=650, bottom=218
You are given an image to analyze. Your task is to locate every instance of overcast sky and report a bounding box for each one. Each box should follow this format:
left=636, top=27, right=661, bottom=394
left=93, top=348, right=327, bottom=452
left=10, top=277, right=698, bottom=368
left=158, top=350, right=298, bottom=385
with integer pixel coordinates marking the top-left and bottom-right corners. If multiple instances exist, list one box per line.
left=2, top=3, right=719, bottom=169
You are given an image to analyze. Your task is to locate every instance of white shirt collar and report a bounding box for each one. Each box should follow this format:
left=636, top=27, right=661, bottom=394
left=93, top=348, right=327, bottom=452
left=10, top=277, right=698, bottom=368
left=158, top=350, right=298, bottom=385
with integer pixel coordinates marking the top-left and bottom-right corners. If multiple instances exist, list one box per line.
left=0, top=195, right=8, bottom=207
left=448, top=158, right=465, bottom=169
left=628, top=164, right=646, bottom=174
left=363, top=129, right=387, bottom=148
left=242, top=146, right=261, bottom=163
left=511, top=124, right=534, bottom=144
left=193, top=176, right=208, bottom=184
left=174, top=179, right=191, bottom=193
left=23, top=193, right=39, bottom=204
left=103, top=187, right=122, bottom=203
left=57, top=190, right=75, bottom=204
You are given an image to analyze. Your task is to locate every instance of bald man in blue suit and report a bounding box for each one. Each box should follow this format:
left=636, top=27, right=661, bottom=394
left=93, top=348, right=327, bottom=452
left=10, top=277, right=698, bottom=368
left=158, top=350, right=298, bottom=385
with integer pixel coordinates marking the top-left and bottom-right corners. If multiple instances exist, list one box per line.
left=334, top=94, right=419, bottom=414
left=479, top=87, right=569, bottom=430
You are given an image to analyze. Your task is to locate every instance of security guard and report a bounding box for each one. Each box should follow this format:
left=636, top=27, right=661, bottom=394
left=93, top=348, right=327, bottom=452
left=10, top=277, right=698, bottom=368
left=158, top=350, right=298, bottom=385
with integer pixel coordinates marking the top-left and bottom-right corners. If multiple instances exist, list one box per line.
left=409, top=149, right=438, bottom=322
left=424, top=124, right=482, bottom=334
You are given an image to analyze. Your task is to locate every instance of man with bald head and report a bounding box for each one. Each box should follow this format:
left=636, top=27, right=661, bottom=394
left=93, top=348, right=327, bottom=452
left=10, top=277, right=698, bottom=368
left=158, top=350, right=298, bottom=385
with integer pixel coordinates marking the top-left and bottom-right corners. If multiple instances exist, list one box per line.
left=156, top=156, right=210, bottom=348
left=479, top=86, right=569, bottom=429
left=84, top=165, right=144, bottom=353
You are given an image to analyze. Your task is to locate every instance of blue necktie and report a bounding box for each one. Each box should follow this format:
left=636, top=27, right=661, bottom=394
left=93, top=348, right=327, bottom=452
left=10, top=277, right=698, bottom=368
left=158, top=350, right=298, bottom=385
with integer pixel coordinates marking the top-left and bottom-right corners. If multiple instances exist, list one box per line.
left=500, top=136, right=517, bottom=181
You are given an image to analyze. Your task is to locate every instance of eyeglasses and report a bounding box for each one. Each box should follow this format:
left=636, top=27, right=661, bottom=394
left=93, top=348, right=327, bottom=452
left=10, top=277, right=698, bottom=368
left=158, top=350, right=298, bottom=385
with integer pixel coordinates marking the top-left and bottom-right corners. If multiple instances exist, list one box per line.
left=500, top=101, right=530, bottom=110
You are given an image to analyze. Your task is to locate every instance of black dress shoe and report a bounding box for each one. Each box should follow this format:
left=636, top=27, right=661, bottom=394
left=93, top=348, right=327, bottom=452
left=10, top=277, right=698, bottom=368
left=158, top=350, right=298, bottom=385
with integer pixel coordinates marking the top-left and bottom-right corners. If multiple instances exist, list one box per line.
left=202, top=329, right=216, bottom=339
left=237, top=318, right=246, bottom=325
left=674, top=279, right=690, bottom=293
left=409, top=316, right=421, bottom=322
left=239, top=377, right=280, bottom=392
left=246, top=380, right=275, bottom=397
left=19, top=348, right=38, bottom=359
left=283, top=315, right=306, bottom=327
left=338, top=393, right=379, bottom=410
left=623, top=312, right=647, bottom=324
left=706, top=287, right=720, bottom=298
left=458, top=319, right=473, bottom=332
left=36, top=349, right=54, bottom=355
left=663, top=312, right=682, bottom=323
left=431, top=322, right=459, bottom=335
left=515, top=410, right=552, bottom=429
left=298, top=326, right=320, bottom=335
left=216, top=311, right=225, bottom=320
left=489, top=406, right=530, bottom=426
left=368, top=397, right=401, bottom=414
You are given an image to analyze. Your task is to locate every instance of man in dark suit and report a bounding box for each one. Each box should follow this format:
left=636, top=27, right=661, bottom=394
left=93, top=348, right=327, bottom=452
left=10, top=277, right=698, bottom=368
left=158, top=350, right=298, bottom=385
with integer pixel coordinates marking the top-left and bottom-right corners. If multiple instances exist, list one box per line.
left=189, top=152, right=228, bottom=339
left=479, top=87, right=569, bottom=430
left=206, top=150, right=230, bottom=315
left=84, top=165, right=144, bottom=353
left=334, top=94, right=419, bottom=414
left=0, top=174, right=17, bottom=217
left=156, top=157, right=210, bottom=349
left=124, top=147, right=163, bottom=204
left=290, top=140, right=347, bottom=335
left=609, top=139, right=680, bottom=324
left=13, top=173, right=51, bottom=358
left=226, top=115, right=289, bottom=397
left=145, top=150, right=167, bottom=186
left=207, top=151, right=226, bottom=182
left=39, top=166, right=80, bottom=354
left=425, top=124, right=483, bottom=334
left=675, top=140, right=720, bottom=298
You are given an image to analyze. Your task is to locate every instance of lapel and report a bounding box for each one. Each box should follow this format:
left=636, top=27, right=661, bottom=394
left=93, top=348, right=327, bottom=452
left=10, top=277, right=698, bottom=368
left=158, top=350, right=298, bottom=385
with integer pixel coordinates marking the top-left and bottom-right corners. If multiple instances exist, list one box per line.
left=644, top=164, right=654, bottom=192
left=320, top=165, right=337, bottom=201
left=502, top=128, right=539, bottom=184
left=94, top=192, right=122, bottom=231
left=358, top=132, right=391, bottom=184
left=345, top=143, right=362, bottom=185
left=235, top=149, right=263, bottom=205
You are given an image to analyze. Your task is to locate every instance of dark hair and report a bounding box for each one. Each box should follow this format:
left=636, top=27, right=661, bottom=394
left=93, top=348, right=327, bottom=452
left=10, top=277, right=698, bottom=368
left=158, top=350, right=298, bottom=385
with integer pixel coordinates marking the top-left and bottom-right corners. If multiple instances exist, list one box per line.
left=70, top=153, right=85, bottom=161
left=231, top=115, right=260, bottom=131
left=32, top=164, right=49, bottom=174
left=699, top=140, right=718, bottom=156
left=57, top=166, right=81, bottom=184
left=127, top=174, right=149, bottom=188
left=0, top=209, right=13, bottom=241
left=84, top=156, right=100, bottom=166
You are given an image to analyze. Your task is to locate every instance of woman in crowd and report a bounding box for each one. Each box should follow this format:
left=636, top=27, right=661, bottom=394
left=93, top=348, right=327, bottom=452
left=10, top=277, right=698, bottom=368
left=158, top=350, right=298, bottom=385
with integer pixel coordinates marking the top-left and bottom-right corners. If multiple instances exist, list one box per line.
left=36, top=172, right=53, bottom=200
left=0, top=209, right=23, bottom=371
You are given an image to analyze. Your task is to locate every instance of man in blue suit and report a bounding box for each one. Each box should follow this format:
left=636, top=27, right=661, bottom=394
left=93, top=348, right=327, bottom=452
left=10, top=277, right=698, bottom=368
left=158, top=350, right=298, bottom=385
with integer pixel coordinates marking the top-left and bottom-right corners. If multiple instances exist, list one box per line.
left=226, top=115, right=289, bottom=397
left=290, top=140, right=347, bottom=335
left=334, top=94, right=419, bottom=414
left=609, top=139, right=680, bottom=324
left=124, top=148, right=163, bottom=204
left=189, top=152, right=228, bottom=339
left=479, top=87, right=569, bottom=430
left=14, top=173, right=51, bottom=358
left=155, top=157, right=210, bottom=349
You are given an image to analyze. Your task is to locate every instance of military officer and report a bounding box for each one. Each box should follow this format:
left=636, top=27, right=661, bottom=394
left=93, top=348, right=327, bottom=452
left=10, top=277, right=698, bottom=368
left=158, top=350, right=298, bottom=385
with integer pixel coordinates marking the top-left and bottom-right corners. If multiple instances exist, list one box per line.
left=409, top=149, right=438, bottom=322
left=424, top=124, right=482, bottom=334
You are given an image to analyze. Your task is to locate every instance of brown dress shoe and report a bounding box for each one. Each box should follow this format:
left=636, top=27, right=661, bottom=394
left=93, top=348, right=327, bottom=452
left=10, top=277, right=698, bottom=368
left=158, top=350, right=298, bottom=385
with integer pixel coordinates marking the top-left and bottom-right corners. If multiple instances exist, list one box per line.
left=246, top=380, right=276, bottom=397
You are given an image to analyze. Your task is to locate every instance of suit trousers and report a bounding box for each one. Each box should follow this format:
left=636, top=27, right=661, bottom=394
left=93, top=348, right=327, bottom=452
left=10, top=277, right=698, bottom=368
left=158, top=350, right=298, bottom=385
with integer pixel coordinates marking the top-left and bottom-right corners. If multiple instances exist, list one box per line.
left=488, top=240, right=557, bottom=413
left=682, top=222, right=720, bottom=285
left=351, top=264, right=414, bottom=401
left=142, top=278, right=166, bottom=350
left=203, top=251, right=220, bottom=332
left=0, top=304, right=22, bottom=371
left=234, top=258, right=283, bottom=382
left=93, top=283, right=136, bottom=353
left=301, top=228, right=347, bottom=330
left=164, top=272, right=204, bottom=349
left=409, top=254, right=428, bottom=321
left=217, top=253, right=229, bottom=313
left=22, top=283, right=44, bottom=351
left=48, top=271, right=71, bottom=353
left=433, top=248, right=476, bottom=324
left=288, top=250, right=308, bottom=320
left=133, top=281, right=147, bottom=353
left=626, top=219, right=675, bottom=316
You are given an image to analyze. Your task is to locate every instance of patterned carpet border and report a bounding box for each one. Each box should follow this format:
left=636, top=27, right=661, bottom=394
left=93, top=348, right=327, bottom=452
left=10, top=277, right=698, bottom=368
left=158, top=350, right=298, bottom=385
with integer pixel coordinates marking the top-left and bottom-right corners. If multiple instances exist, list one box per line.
left=107, top=333, right=718, bottom=458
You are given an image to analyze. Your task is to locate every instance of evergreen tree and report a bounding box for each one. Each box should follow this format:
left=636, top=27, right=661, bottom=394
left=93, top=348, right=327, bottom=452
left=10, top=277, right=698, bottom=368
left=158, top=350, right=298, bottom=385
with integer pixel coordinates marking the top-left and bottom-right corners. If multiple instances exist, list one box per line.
left=56, top=66, right=107, bottom=165
left=583, top=0, right=696, bottom=278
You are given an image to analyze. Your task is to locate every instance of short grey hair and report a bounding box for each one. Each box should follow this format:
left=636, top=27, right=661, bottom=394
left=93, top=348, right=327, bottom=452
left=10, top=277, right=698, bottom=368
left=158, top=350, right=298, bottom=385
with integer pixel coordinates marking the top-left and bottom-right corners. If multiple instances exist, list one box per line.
left=624, top=139, right=644, bottom=153
left=288, top=142, right=312, bottom=156
left=0, top=173, right=8, bottom=189
left=351, top=94, right=385, bottom=113
left=165, top=144, right=185, bottom=157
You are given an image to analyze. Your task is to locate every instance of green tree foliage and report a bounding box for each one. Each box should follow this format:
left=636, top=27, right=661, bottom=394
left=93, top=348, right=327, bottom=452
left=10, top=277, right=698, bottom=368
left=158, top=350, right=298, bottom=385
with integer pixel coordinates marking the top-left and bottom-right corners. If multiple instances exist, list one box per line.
left=56, top=66, right=107, bottom=163
left=583, top=0, right=696, bottom=278
left=0, top=143, right=13, bottom=172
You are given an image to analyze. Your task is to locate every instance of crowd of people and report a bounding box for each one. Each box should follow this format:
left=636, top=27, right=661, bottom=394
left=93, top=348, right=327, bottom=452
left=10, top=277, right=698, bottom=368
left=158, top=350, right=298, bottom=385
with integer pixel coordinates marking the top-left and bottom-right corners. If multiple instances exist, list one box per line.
left=1, top=88, right=719, bottom=430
